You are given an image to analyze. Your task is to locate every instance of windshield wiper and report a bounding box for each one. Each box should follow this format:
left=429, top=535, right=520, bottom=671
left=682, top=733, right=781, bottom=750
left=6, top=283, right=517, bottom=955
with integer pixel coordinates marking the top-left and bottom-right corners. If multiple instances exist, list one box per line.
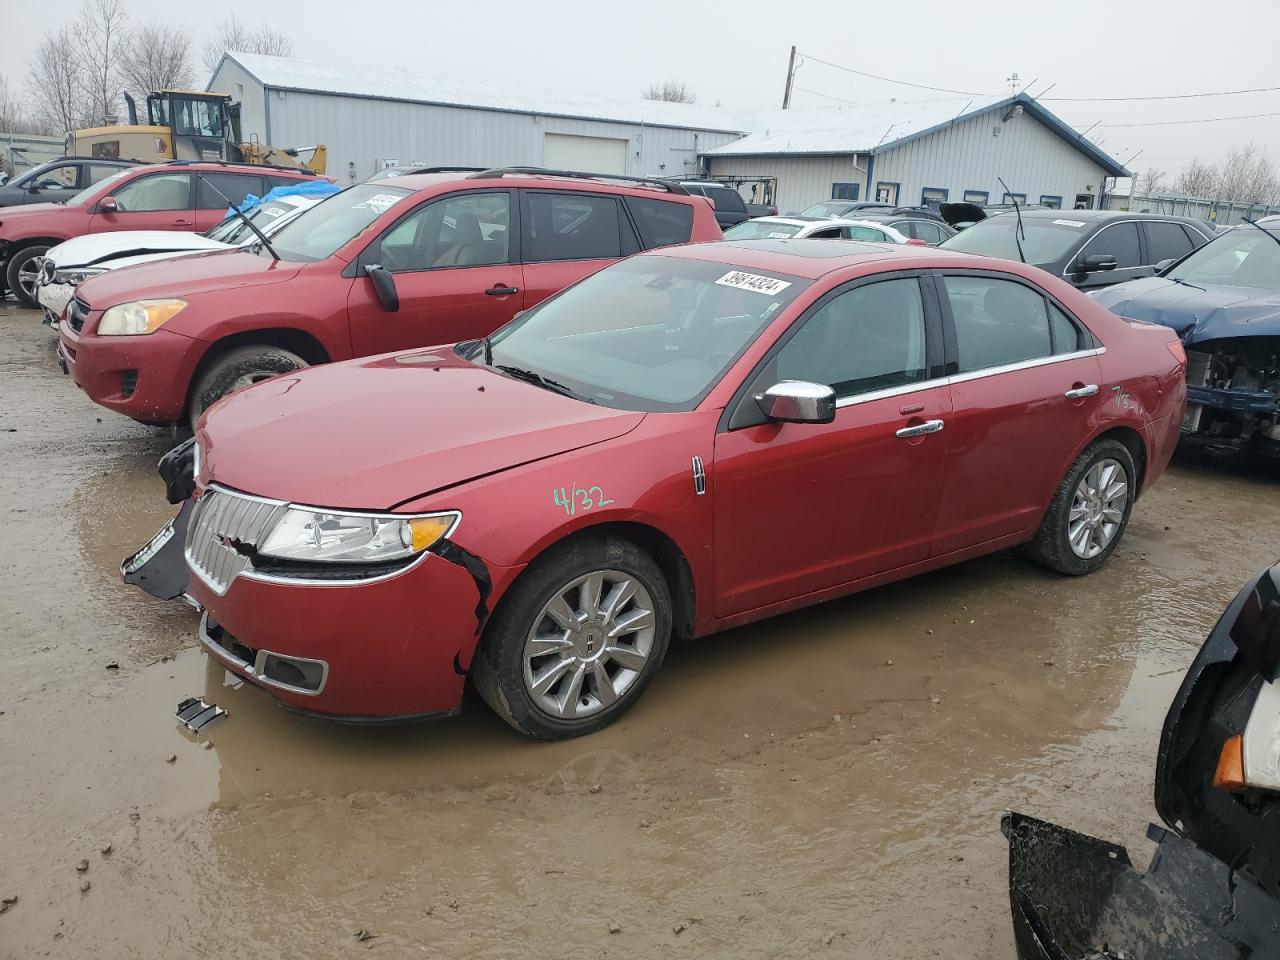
left=1168, top=276, right=1206, bottom=291
left=997, top=177, right=1027, bottom=264
left=495, top=364, right=594, bottom=403
left=200, top=180, right=280, bottom=261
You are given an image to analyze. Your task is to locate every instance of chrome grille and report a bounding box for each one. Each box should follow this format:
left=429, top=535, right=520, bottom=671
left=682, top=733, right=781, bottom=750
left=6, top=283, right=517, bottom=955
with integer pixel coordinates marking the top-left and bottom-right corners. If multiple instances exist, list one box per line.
left=185, top=486, right=287, bottom=595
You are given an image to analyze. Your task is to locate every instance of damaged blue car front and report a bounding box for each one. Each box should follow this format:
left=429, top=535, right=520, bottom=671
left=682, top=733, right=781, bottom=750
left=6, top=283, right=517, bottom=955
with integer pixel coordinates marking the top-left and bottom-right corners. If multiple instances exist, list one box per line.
left=1092, top=217, right=1280, bottom=456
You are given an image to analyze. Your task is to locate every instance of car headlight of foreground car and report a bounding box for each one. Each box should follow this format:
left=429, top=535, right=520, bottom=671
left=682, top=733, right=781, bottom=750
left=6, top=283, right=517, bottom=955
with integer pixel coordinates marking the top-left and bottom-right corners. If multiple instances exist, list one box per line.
left=98, top=299, right=187, bottom=336
left=258, top=507, right=461, bottom=565
left=52, top=267, right=106, bottom=285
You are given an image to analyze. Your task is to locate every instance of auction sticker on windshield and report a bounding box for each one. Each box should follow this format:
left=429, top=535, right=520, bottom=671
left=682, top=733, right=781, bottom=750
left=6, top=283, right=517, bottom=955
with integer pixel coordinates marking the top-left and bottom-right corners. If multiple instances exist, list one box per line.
left=362, top=193, right=403, bottom=212
left=1052, top=219, right=1087, bottom=228
left=716, top=271, right=792, bottom=295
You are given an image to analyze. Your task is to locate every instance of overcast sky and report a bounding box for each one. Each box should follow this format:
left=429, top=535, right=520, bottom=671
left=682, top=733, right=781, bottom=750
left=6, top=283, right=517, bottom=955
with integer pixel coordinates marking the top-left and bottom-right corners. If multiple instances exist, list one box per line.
left=5, top=0, right=1279, bottom=181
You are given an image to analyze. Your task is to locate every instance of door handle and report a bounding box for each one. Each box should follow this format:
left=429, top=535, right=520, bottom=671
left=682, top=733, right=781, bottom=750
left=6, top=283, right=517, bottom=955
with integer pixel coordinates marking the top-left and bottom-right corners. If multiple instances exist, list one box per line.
left=173, top=219, right=192, bottom=226
left=485, top=285, right=520, bottom=296
left=895, top=418, right=944, bottom=439
left=1064, top=384, right=1099, bottom=399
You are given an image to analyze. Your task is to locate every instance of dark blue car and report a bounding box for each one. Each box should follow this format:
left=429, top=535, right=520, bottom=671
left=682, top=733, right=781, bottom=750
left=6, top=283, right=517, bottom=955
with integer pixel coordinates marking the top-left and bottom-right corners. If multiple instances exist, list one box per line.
left=1091, top=216, right=1280, bottom=457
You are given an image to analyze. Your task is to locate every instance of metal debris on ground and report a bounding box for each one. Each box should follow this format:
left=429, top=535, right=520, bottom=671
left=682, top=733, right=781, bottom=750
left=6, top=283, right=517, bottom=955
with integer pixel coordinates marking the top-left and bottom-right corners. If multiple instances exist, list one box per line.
left=176, top=698, right=227, bottom=735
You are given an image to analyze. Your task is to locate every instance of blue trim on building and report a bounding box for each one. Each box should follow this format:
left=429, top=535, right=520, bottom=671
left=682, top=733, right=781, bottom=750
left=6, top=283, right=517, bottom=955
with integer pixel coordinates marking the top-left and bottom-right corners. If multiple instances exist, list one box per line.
left=963, top=189, right=989, bottom=205
left=1003, top=192, right=1027, bottom=205
left=1039, top=195, right=1063, bottom=209
left=864, top=154, right=875, bottom=205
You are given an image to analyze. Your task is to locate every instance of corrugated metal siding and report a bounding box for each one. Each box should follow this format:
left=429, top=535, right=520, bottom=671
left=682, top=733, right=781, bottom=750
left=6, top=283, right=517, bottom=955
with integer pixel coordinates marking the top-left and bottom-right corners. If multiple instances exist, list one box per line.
left=703, top=155, right=867, bottom=212
left=209, top=60, right=266, bottom=148
left=234, top=88, right=741, bottom=184
left=871, top=110, right=1106, bottom=209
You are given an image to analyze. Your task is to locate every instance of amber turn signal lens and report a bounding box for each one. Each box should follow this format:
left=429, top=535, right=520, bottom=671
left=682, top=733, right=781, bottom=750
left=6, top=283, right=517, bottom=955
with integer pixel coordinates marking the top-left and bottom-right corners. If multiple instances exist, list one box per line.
left=408, top=515, right=454, bottom=551
left=1166, top=339, right=1187, bottom=367
left=1213, top=733, right=1247, bottom=792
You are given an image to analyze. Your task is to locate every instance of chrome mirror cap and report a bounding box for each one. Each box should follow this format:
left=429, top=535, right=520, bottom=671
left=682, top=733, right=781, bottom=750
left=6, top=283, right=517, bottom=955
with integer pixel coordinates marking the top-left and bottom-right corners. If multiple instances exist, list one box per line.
left=755, top=380, right=836, bottom=424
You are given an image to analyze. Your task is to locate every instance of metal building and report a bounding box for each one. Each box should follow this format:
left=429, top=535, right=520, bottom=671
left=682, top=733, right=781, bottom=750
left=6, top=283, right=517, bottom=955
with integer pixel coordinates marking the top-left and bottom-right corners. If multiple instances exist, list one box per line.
left=701, top=94, right=1128, bottom=213
left=207, top=53, right=749, bottom=184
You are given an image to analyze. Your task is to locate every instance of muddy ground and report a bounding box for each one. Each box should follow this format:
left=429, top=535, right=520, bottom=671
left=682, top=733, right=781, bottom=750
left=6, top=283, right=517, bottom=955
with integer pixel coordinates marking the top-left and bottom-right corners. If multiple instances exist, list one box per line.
left=1, top=299, right=1277, bottom=959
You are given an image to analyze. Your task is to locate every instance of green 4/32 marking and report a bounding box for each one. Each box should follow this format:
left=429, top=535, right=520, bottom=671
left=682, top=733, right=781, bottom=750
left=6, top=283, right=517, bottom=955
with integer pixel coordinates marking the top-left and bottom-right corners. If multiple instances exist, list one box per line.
left=553, top=482, right=614, bottom=516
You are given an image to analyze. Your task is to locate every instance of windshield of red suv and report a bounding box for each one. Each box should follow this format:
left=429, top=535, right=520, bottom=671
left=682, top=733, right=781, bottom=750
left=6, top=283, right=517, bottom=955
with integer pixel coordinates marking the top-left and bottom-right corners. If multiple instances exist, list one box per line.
left=485, top=255, right=810, bottom=412
left=265, top=184, right=411, bottom=261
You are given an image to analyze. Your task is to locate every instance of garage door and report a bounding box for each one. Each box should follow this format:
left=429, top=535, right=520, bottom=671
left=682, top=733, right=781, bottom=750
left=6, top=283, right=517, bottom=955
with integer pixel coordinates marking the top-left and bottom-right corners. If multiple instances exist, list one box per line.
left=543, top=134, right=628, bottom=174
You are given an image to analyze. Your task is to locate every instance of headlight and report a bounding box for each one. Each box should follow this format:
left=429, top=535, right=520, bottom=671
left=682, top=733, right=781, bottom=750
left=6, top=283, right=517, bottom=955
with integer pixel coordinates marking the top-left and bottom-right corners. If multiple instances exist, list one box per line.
left=53, top=267, right=106, bottom=285
left=258, top=507, right=460, bottom=564
left=98, top=299, right=187, bottom=336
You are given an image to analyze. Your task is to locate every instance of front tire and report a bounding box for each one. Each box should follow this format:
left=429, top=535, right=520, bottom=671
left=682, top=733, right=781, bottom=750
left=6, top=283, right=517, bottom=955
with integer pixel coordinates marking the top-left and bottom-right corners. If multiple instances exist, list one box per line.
left=187, top=345, right=307, bottom=431
left=1024, top=438, right=1137, bottom=575
left=472, top=534, right=672, bottom=739
left=6, top=245, right=51, bottom=308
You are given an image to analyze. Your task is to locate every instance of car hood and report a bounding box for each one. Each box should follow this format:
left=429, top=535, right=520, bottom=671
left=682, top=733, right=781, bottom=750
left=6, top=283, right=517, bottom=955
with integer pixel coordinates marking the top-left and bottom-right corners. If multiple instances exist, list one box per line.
left=1091, top=276, right=1280, bottom=344
left=199, top=350, right=646, bottom=510
left=74, top=249, right=301, bottom=308
left=0, top=201, right=72, bottom=230
left=938, top=201, right=987, bottom=228
left=46, top=231, right=227, bottom=268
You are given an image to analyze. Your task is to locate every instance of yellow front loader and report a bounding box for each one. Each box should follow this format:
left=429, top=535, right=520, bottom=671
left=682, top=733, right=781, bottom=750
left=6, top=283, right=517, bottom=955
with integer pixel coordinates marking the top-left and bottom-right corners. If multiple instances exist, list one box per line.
left=67, top=90, right=326, bottom=174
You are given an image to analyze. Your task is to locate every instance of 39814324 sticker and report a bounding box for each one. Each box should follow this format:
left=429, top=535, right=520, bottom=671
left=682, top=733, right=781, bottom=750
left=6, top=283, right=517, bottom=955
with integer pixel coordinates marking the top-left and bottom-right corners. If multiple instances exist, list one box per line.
left=715, top=271, right=792, bottom=296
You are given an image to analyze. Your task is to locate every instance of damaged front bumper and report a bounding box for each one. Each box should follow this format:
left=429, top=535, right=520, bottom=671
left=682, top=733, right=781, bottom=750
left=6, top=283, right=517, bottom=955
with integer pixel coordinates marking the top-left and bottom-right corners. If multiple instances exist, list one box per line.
left=1182, top=341, right=1280, bottom=455
left=121, top=439, right=520, bottom=721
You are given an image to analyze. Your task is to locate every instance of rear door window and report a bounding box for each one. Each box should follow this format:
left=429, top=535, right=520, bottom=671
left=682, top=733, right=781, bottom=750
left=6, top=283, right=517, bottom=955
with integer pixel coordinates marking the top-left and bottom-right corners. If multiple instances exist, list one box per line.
left=846, top=225, right=889, bottom=241
left=197, top=173, right=266, bottom=210
left=911, top=221, right=944, bottom=244
left=704, top=186, right=748, bottom=215
left=87, top=163, right=125, bottom=185
left=524, top=191, right=629, bottom=261
left=808, top=227, right=843, bottom=239
left=1085, top=221, right=1141, bottom=268
left=943, top=275, right=1053, bottom=372
left=1145, top=221, right=1196, bottom=264
left=625, top=196, right=694, bottom=248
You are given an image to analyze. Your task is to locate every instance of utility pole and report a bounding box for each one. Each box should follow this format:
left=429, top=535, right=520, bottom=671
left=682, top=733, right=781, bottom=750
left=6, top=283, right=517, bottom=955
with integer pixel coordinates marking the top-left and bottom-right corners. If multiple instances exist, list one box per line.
left=782, top=45, right=797, bottom=109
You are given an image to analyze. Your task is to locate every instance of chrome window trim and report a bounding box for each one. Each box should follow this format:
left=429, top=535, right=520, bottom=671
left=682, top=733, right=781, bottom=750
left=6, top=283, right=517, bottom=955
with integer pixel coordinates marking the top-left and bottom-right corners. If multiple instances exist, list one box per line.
left=832, top=346, right=1106, bottom=409
left=185, top=483, right=460, bottom=595
left=198, top=614, right=329, bottom=696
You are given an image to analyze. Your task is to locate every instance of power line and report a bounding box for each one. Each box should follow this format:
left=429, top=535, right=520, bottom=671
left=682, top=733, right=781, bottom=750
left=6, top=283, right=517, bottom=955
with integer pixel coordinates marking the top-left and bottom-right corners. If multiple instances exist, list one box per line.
left=794, top=86, right=965, bottom=108
left=1044, top=86, right=1280, bottom=103
left=1087, top=110, right=1280, bottom=128
left=798, top=53, right=990, bottom=98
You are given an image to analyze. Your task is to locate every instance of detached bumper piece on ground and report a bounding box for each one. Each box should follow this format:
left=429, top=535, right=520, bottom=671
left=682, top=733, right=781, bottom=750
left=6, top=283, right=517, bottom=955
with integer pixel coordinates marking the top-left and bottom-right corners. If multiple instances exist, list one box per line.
left=1003, top=565, right=1280, bottom=959
left=176, top=698, right=227, bottom=735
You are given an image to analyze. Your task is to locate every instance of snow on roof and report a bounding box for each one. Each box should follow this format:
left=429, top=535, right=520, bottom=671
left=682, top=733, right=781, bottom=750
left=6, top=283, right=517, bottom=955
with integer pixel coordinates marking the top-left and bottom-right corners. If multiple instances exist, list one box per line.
left=219, top=52, right=753, bottom=134
left=701, top=96, right=1007, bottom=156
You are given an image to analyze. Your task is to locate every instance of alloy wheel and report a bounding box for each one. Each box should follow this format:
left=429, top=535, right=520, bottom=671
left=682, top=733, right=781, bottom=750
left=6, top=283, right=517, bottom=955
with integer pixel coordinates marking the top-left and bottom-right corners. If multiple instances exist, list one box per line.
left=1068, top=458, right=1129, bottom=559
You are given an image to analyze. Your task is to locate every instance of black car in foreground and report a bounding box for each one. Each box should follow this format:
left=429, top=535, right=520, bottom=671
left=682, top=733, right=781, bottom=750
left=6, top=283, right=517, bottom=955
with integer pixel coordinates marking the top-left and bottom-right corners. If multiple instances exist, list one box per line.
left=0, top=156, right=138, bottom=207
left=1004, top=561, right=1280, bottom=959
left=1092, top=217, right=1280, bottom=457
left=942, top=209, right=1214, bottom=290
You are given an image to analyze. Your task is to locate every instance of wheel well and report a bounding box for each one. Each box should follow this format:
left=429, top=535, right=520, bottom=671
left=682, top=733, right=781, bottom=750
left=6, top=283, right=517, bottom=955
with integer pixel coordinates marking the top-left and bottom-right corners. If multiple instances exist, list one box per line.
left=6, top=238, right=64, bottom=261
left=526, top=522, right=697, bottom=641
left=186, top=328, right=330, bottom=413
left=1094, top=426, right=1148, bottom=494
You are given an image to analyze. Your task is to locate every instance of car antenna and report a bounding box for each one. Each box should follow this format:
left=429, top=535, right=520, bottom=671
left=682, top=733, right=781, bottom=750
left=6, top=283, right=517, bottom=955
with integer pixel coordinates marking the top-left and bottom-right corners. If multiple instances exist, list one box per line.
left=997, top=177, right=1027, bottom=263
left=1242, top=216, right=1280, bottom=252
left=200, top=180, right=281, bottom=261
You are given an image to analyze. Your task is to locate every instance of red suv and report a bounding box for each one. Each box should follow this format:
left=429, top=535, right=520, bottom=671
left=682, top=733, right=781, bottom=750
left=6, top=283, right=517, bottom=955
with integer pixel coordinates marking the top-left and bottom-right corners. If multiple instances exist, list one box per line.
left=125, top=240, right=1185, bottom=739
left=59, top=169, right=721, bottom=428
left=1, top=161, right=320, bottom=306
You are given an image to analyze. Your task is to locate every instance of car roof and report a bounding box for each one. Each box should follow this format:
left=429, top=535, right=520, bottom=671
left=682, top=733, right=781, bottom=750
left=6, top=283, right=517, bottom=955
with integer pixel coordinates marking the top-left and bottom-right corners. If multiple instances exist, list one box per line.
left=1013, top=208, right=1197, bottom=223
left=387, top=169, right=697, bottom=200
left=647, top=237, right=992, bottom=279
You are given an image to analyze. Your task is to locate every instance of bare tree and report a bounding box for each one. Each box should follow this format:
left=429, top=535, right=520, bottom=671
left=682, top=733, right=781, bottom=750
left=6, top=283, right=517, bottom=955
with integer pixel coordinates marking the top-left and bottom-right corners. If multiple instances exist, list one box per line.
left=202, top=14, right=295, bottom=73
left=1216, top=144, right=1278, bottom=205
left=0, top=75, right=26, bottom=133
left=122, top=25, right=194, bottom=96
left=1174, top=158, right=1218, bottom=198
left=75, top=0, right=129, bottom=125
left=1136, top=167, right=1166, bottom=198
left=29, top=27, right=85, bottom=133
left=643, top=80, right=696, bottom=104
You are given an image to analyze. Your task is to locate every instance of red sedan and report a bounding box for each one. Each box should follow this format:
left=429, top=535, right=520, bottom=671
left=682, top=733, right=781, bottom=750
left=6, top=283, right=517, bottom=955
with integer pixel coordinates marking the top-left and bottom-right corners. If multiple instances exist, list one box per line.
left=127, top=240, right=1186, bottom=738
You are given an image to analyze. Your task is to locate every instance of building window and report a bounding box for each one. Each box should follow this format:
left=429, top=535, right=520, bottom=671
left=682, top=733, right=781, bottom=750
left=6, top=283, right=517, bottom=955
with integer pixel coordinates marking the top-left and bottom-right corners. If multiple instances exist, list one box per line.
left=921, top=186, right=948, bottom=207
left=1040, top=195, right=1063, bottom=209
left=831, top=182, right=860, bottom=201
left=1002, top=192, right=1027, bottom=205
left=963, top=190, right=989, bottom=205
left=1073, top=193, right=1094, bottom=210
left=875, top=181, right=900, bottom=204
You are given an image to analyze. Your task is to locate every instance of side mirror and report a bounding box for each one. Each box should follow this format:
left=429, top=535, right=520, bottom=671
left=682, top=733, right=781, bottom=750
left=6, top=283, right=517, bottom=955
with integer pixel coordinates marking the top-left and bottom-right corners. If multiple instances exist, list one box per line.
left=1078, top=253, right=1117, bottom=274
left=365, top=264, right=399, bottom=312
left=28, top=182, right=42, bottom=193
left=1153, top=257, right=1177, bottom=275
left=97, top=196, right=118, bottom=213
left=755, top=381, right=836, bottom=425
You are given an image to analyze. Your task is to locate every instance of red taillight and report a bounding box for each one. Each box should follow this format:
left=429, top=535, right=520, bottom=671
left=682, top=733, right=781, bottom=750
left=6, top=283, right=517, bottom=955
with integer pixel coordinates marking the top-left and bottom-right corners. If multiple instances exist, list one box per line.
left=1166, top=338, right=1186, bottom=367
left=906, top=238, right=928, bottom=246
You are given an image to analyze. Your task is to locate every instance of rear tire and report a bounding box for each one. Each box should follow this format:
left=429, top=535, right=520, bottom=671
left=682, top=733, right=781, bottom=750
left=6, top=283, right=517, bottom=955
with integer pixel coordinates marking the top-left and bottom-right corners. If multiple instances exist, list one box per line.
left=471, top=534, right=672, bottom=739
left=1023, top=438, right=1137, bottom=576
left=6, top=245, right=51, bottom=308
left=187, top=345, right=307, bottom=431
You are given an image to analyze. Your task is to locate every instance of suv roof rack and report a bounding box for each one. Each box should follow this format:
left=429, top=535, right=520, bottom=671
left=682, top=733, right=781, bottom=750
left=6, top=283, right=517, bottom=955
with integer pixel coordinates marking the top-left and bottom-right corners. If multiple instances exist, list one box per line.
left=165, top=159, right=320, bottom=176
left=404, top=166, right=491, bottom=174
left=466, top=167, right=689, bottom=195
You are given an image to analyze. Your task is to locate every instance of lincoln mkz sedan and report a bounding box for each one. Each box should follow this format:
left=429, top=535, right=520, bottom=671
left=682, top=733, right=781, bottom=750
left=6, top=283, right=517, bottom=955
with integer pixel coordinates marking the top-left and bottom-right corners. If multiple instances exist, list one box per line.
left=126, top=240, right=1187, bottom=739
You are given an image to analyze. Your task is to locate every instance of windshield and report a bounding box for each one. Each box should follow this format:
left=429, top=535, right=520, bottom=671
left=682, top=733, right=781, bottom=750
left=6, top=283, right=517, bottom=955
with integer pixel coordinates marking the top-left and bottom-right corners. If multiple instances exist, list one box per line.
left=65, top=169, right=131, bottom=206
left=266, top=184, right=410, bottom=262
left=723, top=220, right=804, bottom=240
left=940, top=215, right=1084, bottom=265
left=1168, top=227, right=1280, bottom=291
left=206, top=200, right=304, bottom=244
left=486, top=255, right=810, bottom=412
left=800, top=201, right=851, bottom=218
